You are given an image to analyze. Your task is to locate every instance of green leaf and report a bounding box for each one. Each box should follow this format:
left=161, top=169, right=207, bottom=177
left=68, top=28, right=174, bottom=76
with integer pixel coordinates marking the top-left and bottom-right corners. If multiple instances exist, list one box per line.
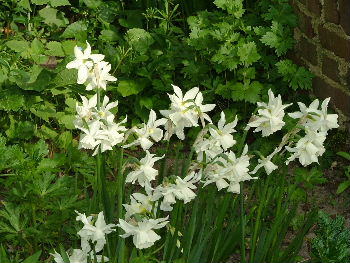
left=126, top=28, right=154, bottom=54
left=30, top=103, right=56, bottom=122
left=61, top=21, right=87, bottom=40
left=22, top=251, right=42, bottom=263
left=0, top=89, right=26, bottom=111
left=139, top=97, right=153, bottom=109
left=61, top=40, right=79, bottom=55
left=99, top=29, right=119, bottom=42
left=231, top=81, right=262, bottom=103
left=10, top=66, right=53, bottom=91
left=117, top=80, right=145, bottom=97
left=36, top=125, right=59, bottom=140
left=18, top=0, right=32, bottom=11
left=276, top=59, right=313, bottom=90
left=39, top=7, right=65, bottom=27
left=30, top=38, right=46, bottom=63
left=50, top=68, right=77, bottom=87
left=336, top=181, right=350, bottom=194
left=260, top=22, right=294, bottom=56
left=214, top=0, right=245, bottom=18
left=45, top=41, right=65, bottom=57
left=57, top=114, right=75, bottom=129
left=50, top=0, right=70, bottom=7
left=31, top=0, right=49, bottom=4
left=337, top=151, right=350, bottom=160
left=6, top=40, right=31, bottom=58
left=237, top=42, right=260, bottom=67
left=83, top=0, right=102, bottom=8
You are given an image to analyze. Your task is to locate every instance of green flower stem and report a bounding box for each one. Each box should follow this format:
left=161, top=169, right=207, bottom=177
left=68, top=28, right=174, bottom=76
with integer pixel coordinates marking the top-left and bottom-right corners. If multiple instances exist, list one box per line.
left=238, top=127, right=249, bottom=263
left=249, top=174, right=272, bottom=262
left=240, top=183, right=246, bottom=263
left=116, top=147, right=125, bottom=263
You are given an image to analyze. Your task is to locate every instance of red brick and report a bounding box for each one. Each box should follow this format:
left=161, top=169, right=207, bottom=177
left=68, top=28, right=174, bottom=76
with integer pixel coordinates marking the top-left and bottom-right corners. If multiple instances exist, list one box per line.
left=307, top=0, right=321, bottom=16
left=322, top=54, right=341, bottom=83
left=339, top=0, right=350, bottom=35
left=318, top=25, right=350, bottom=59
left=297, top=8, right=315, bottom=38
left=299, top=37, right=318, bottom=65
left=324, top=0, right=339, bottom=24
left=313, top=76, right=350, bottom=115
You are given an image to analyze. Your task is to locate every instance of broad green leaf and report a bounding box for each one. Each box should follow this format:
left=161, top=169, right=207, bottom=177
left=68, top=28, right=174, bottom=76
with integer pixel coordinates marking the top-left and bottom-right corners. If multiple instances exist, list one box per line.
left=6, top=40, right=30, bottom=58
left=126, top=28, right=154, bottom=53
left=50, top=0, right=70, bottom=7
left=30, top=38, right=45, bottom=60
left=31, top=0, right=49, bottom=4
left=57, top=114, right=75, bottom=129
left=139, top=97, right=153, bottom=109
left=99, top=29, right=119, bottom=42
left=83, top=0, right=102, bottom=8
left=45, top=41, right=65, bottom=56
left=117, top=80, right=145, bottom=97
left=11, top=66, right=53, bottom=91
left=61, top=40, right=79, bottom=55
left=237, top=42, right=260, bottom=67
left=50, top=68, right=77, bottom=87
left=30, top=103, right=57, bottom=122
left=61, top=21, right=87, bottom=40
left=39, top=7, right=65, bottom=27
left=336, top=181, right=350, bottom=194
left=18, top=0, right=31, bottom=10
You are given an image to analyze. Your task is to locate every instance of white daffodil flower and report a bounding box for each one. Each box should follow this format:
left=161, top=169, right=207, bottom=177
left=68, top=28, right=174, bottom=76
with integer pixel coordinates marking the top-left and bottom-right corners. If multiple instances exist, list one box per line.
left=161, top=84, right=215, bottom=140
left=66, top=41, right=105, bottom=84
left=118, top=217, right=169, bottom=249
left=154, top=183, right=177, bottom=211
left=51, top=249, right=88, bottom=263
left=123, top=192, right=155, bottom=219
left=78, top=121, right=107, bottom=151
left=251, top=156, right=278, bottom=175
left=124, top=110, right=167, bottom=150
left=173, top=172, right=201, bottom=203
left=286, top=129, right=326, bottom=166
left=202, top=162, right=230, bottom=191
left=194, top=137, right=223, bottom=162
left=125, top=151, right=164, bottom=187
left=318, top=98, right=339, bottom=132
left=248, top=89, right=291, bottom=136
left=221, top=146, right=256, bottom=194
left=86, top=61, right=117, bottom=91
left=75, top=94, right=98, bottom=129
left=288, top=99, right=320, bottom=120
left=97, top=96, right=119, bottom=123
left=193, top=92, right=216, bottom=126
left=209, top=112, right=238, bottom=150
left=76, top=211, right=116, bottom=253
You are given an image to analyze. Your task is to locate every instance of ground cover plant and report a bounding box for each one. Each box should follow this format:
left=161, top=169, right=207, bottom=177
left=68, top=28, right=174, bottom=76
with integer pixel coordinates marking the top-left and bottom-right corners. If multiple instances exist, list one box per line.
left=0, top=0, right=349, bottom=262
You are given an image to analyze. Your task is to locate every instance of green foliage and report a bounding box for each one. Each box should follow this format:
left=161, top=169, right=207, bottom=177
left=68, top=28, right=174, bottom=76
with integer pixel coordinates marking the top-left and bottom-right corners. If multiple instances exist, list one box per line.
left=276, top=59, right=313, bottom=90
left=0, top=136, right=93, bottom=259
left=336, top=151, right=350, bottom=194
left=311, top=211, right=350, bottom=263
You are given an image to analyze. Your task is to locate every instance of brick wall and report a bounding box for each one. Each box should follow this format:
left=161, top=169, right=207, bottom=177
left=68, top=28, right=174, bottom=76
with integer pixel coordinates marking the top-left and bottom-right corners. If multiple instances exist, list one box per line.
left=291, top=0, right=350, bottom=116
